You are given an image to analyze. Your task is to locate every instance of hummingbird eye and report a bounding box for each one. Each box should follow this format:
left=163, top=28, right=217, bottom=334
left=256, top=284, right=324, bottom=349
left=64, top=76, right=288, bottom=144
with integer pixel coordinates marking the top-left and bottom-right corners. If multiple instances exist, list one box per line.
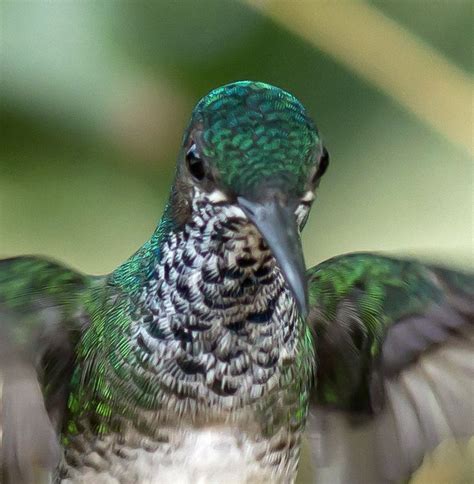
left=186, top=144, right=206, bottom=181
left=312, top=147, right=330, bottom=184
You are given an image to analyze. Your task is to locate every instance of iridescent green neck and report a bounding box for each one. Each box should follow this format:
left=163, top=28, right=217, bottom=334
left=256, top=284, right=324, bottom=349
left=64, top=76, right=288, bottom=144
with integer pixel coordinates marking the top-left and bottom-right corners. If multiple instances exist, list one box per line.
left=110, top=199, right=176, bottom=296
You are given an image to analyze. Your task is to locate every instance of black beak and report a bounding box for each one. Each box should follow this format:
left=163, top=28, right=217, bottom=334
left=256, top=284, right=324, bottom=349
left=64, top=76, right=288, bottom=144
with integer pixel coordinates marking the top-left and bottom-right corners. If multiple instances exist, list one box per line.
left=237, top=196, right=308, bottom=318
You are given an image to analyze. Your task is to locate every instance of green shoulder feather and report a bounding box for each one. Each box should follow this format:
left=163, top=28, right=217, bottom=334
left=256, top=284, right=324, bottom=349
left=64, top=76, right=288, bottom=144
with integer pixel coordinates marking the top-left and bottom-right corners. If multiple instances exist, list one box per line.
left=305, top=252, right=473, bottom=483
left=0, top=256, right=96, bottom=483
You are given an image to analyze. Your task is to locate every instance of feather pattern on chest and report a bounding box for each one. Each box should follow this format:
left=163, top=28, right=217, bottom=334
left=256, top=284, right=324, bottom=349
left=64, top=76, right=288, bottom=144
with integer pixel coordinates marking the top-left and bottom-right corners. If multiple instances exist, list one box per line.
left=131, top=191, right=310, bottom=411
left=61, top=189, right=315, bottom=482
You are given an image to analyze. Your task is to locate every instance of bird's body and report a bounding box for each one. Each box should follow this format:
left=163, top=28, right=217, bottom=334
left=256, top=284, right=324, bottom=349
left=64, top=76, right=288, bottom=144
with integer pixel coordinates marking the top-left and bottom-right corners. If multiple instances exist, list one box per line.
left=1, top=81, right=473, bottom=484
left=60, top=198, right=312, bottom=483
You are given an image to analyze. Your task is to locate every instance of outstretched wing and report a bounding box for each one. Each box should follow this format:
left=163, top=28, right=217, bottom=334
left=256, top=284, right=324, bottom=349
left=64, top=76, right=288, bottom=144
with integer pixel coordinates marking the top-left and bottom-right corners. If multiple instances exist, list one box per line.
left=0, top=256, right=93, bottom=483
left=304, top=253, right=474, bottom=483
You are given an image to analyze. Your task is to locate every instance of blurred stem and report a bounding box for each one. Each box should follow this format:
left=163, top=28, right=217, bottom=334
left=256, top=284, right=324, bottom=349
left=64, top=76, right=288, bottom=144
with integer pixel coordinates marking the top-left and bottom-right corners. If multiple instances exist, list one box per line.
left=243, top=0, right=473, bottom=155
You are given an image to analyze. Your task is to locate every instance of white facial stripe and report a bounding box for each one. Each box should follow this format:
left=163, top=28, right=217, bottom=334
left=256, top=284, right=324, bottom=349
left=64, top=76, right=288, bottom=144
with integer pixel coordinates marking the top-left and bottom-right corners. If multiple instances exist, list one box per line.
left=194, top=187, right=247, bottom=220
left=224, top=205, right=247, bottom=219
left=301, top=191, right=315, bottom=202
left=207, top=189, right=229, bottom=203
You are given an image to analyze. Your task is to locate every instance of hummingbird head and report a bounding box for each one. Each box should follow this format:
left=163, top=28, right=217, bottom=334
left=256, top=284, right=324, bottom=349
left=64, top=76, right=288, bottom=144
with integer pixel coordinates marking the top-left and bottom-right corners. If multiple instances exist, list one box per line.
left=170, top=81, right=329, bottom=317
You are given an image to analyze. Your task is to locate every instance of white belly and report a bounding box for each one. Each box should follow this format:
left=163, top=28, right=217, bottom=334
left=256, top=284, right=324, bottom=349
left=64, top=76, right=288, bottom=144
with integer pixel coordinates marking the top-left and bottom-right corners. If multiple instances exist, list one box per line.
left=127, top=428, right=271, bottom=484
left=63, top=427, right=283, bottom=484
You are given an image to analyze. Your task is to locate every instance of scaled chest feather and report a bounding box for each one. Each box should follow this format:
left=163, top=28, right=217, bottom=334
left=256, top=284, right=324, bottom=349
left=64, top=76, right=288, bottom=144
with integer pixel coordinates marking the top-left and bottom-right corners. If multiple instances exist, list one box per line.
left=62, top=201, right=314, bottom=483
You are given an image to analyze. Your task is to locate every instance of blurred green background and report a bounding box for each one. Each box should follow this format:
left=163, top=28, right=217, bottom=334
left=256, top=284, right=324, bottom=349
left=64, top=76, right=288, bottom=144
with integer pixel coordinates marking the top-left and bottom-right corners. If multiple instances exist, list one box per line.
left=1, top=0, right=472, bottom=278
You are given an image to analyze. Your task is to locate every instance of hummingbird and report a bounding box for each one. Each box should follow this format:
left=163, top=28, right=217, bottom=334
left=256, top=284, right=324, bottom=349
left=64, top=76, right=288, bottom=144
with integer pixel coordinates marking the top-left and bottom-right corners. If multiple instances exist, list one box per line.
left=0, top=81, right=473, bottom=484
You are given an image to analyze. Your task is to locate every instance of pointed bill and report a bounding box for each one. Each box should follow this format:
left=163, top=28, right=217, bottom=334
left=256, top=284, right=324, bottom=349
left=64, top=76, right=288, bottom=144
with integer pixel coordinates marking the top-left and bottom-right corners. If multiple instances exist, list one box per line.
left=237, top=197, right=308, bottom=318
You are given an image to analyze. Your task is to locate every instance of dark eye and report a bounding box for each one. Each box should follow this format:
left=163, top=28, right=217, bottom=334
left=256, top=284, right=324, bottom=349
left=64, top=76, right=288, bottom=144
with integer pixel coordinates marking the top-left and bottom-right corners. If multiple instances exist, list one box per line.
left=186, top=144, right=206, bottom=181
left=312, top=147, right=330, bottom=183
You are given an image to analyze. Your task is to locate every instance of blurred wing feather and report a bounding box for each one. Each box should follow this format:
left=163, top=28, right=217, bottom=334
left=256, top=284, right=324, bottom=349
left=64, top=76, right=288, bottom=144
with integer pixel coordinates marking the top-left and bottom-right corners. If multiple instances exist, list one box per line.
left=304, top=253, right=474, bottom=483
left=0, top=256, right=92, bottom=483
